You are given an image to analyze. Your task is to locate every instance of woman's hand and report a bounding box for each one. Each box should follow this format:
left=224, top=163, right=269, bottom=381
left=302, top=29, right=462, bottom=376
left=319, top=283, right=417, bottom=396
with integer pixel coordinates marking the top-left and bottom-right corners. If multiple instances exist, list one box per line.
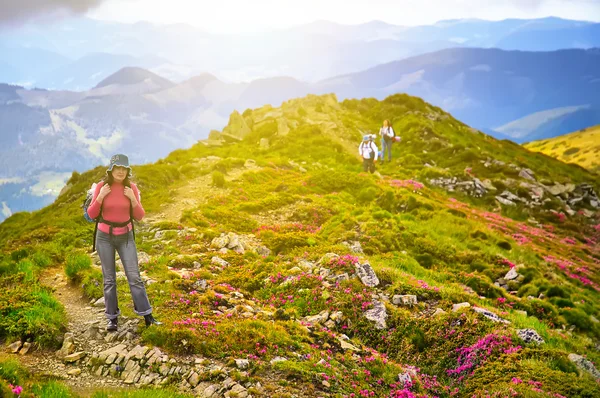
left=97, top=184, right=111, bottom=202
left=124, top=186, right=137, bottom=203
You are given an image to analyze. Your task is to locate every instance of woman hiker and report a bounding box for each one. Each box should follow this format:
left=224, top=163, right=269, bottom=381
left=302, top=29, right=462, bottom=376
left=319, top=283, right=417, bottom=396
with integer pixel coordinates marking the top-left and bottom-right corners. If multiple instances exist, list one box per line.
left=379, top=119, right=395, bottom=163
left=359, top=134, right=378, bottom=174
left=86, top=154, right=161, bottom=331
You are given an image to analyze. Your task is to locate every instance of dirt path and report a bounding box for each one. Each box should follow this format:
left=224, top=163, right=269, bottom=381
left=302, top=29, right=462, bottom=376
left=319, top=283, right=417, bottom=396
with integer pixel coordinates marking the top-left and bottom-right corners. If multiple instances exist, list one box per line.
left=16, top=268, right=140, bottom=396
left=146, top=164, right=259, bottom=224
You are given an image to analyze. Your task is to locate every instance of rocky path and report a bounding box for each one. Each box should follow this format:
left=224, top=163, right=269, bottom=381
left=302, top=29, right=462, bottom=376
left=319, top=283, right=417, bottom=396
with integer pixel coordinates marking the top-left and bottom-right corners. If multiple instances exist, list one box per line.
left=16, top=269, right=142, bottom=395
left=11, top=267, right=265, bottom=397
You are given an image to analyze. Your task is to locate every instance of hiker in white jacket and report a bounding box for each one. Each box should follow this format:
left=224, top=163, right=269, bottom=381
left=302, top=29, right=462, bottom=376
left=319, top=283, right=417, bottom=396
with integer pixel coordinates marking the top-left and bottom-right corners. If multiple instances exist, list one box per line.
left=379, top=119, right=395, bottom=163
left=358, top=134, right=378, bottom=173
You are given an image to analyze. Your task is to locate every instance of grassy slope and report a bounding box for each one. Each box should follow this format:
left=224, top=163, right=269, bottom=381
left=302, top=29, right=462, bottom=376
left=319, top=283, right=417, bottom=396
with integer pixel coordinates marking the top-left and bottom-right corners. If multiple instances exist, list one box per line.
left=1, top=93, right=599, bottom=397
left=524, top=124, right=600, bottom=173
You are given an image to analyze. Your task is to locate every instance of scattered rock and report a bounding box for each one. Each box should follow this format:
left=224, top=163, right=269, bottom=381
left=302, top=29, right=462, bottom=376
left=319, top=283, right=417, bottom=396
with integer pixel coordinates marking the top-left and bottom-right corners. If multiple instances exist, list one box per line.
left=355, top=262, right=380, bottom=287
left=8, top=341, right=22, bottom=354
left=398, top=372, right=412, bottom=387
left=547, top=183, right=568, bottom=196
left=496, top=196, right=516, bottom=206
left=432, top=308, right=447, bottom=317
left=504, top=268, right=519, bottom=281
left=19, top=342, right=31, bottom=355
left=472, top=307, right=510, bottom=324
left=211, top=234, right=229, bottom=249
left=343, top=241, right=363, bottom=254
left=452, top=302, right=471, bottom=312
left=193, top=279, right=208, bottom=291
left=568, top=353, right=600, bottom=380
left=211, top=256, right=230, bottom=267
left=56, top=333, right=75, bottom=358
left=304, top=311, right=330, bottom=325
left=519, top=169, right=535, bottom=181
left=64, top=352, right=87, bottom=363
left=235, top=359, right=249, bottom=369
left=270, top=357, right=288, bottom=365
left=256, top=246, right=271, bottom=257
left=517, top=329, right=545, bottom=345
left=67, top=368, right=82, bottom=376
left=339, top=339, right=360, bottom=352
left=93, top=297, right=105, bottom=308
left=364, top=300, right=388, bottom=329
left=392, top=295, right=418, bottom=306
left=188, top=372, right=201, bottom=388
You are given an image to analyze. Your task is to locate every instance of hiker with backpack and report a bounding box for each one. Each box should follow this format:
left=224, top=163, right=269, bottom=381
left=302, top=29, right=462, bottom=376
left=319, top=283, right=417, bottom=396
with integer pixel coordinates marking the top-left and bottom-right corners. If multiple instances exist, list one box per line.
left=379, top=119, right=396, bottom=163
left=85, top=154, right=161, bottom=332
left=359, top=134, right=378, bottom=174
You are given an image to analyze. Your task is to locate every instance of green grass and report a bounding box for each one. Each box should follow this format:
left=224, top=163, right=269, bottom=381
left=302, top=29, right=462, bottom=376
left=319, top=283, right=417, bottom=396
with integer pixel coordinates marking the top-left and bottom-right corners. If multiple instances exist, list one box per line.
left=1, top=93, right=599, bottom=396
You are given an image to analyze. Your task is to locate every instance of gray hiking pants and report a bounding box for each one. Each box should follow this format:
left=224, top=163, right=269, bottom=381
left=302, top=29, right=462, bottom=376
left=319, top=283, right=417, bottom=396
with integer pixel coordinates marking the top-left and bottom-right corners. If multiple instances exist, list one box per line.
left=96, top=230, right=152, bottom=320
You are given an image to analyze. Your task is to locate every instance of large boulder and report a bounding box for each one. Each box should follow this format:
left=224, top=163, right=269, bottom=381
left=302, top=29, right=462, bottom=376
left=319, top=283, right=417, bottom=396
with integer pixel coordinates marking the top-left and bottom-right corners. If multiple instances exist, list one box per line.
left=221, top=111, right=252, bottom=141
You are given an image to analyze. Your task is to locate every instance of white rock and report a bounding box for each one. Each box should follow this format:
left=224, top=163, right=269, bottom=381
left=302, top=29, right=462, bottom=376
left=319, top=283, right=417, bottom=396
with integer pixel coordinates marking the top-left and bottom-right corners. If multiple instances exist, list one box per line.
left=235, top=359, right=249, bottom=369
left=452, top=302, right=471, bottom=312
left=392, top=295, right=417, bottom=306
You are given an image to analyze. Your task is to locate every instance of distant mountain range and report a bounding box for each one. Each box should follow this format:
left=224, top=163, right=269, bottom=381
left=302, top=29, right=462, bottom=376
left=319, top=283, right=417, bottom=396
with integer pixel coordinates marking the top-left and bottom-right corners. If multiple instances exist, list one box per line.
left=315, top=47, right=600, bottom=142
left=1, top=45, right=599, bottom=222
left=2, top=16, right=599, bottom=90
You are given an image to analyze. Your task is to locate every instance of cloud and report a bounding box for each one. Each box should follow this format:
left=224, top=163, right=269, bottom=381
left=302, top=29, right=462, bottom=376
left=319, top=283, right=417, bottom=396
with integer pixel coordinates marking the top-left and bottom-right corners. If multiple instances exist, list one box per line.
left=0, top=0, right=108, bottom=26
left=28, top=171, right=72, bottom=197
left=1, top=202, right=11, bottom=218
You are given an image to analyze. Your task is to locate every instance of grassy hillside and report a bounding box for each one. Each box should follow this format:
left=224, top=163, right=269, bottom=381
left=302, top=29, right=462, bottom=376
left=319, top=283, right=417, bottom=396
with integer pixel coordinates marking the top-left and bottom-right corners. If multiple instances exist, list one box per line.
left=1, top=93, right=599, bottom=397
left=525, top=125, right=600, bottom=173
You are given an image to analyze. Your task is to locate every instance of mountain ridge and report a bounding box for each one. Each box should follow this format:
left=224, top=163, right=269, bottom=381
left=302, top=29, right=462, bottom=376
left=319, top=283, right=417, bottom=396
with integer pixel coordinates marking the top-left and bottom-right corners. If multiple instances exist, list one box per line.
left=524, top=124, right=600, bottom=174
left=0, top=92, right=599, bottom=396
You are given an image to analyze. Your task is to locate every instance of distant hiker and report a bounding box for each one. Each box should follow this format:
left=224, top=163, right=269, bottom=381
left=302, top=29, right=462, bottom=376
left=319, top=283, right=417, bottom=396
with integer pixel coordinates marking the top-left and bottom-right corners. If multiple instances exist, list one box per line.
left=359, top=134, right=378, bottom=174
left=379, top=119, right=396, bottom=163
left=86, top=154, right=162, bottom=332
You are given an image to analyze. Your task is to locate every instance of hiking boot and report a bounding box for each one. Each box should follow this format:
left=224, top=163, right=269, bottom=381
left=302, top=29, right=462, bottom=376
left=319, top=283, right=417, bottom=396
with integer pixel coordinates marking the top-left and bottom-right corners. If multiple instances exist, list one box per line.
left=107, top=318, right=118, bottom=332
left=144, top=314, right=162, bottom=327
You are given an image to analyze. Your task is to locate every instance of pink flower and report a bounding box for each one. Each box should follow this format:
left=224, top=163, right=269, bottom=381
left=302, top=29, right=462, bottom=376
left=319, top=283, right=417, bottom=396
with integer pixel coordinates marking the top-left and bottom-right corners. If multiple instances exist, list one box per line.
left=561, top=237, right=577, bottom=245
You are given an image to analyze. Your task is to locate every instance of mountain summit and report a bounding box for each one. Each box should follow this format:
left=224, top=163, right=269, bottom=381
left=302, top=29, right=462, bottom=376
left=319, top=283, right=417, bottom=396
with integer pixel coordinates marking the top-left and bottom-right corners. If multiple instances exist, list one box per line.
left=94, top=67, right=175, bottom=90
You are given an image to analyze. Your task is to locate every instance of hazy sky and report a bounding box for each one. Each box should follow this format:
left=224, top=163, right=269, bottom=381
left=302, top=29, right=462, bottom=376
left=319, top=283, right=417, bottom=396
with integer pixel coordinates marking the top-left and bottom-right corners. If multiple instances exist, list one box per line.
left=2, top=0, right=599, bottom=31
left=87, top=0, right=600, bottom=32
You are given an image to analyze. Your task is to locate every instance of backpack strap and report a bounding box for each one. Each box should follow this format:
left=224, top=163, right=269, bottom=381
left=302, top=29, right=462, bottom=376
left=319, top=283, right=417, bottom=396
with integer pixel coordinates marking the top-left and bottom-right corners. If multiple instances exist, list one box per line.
left=92, top=198, right=103, bottom=252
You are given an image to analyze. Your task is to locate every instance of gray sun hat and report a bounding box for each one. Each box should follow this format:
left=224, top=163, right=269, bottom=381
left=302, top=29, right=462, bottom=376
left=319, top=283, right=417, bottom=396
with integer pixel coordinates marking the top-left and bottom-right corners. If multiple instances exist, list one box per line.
left=107, top=154, right=132, bottom=176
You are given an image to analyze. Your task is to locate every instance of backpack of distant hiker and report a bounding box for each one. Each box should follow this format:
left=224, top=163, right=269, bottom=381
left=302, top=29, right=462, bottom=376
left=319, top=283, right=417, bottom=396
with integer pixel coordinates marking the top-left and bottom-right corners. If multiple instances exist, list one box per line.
left=383, top=126, right=395, bottom=142
left=361, top=142, right=376, bottom=160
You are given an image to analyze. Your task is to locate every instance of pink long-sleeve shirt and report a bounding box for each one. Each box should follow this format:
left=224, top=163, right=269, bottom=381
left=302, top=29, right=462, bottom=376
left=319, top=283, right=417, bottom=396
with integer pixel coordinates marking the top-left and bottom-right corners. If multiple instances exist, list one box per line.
left=87, top=181, right=145, bottom=235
